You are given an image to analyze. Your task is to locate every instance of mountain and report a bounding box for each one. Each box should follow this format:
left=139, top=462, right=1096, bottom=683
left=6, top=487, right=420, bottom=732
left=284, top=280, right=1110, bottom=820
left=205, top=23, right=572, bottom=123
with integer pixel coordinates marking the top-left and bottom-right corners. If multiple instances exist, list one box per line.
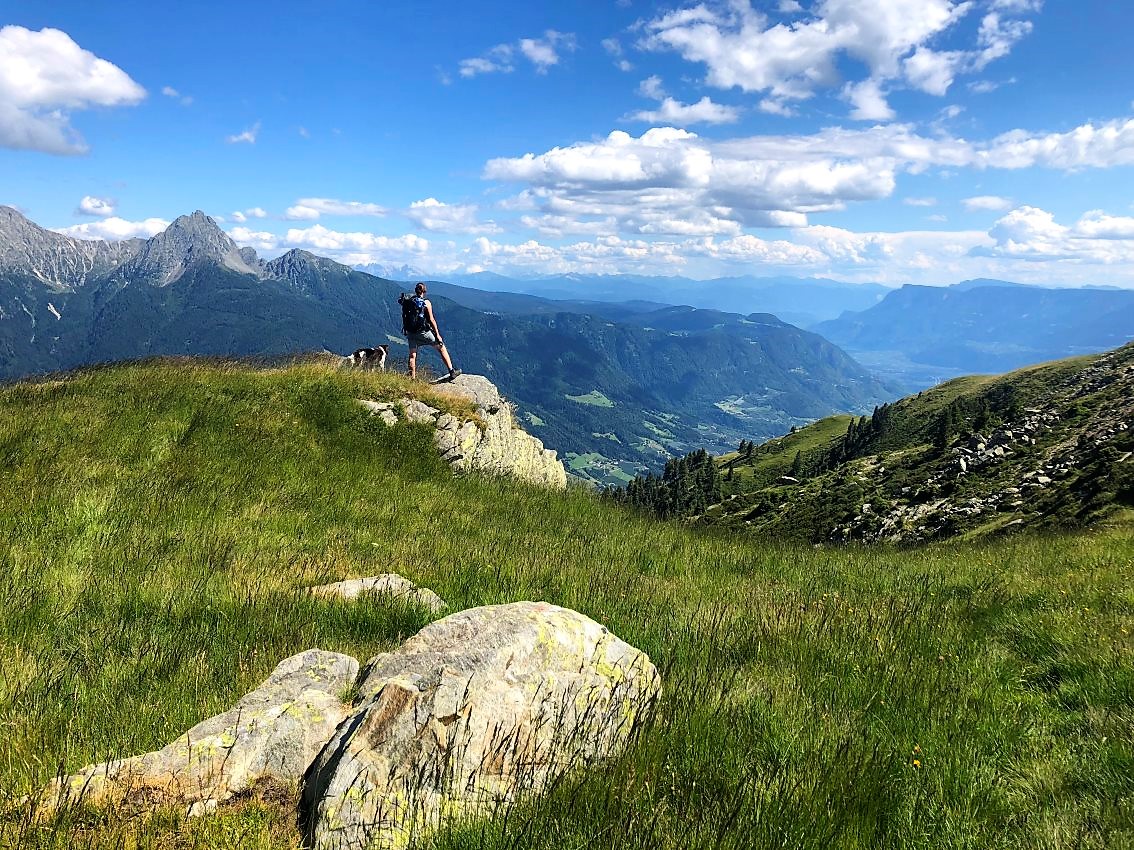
left=0, top=207, right=895, bottom=483
left=615, top=343, right=1134, bottom=543
left=813, top=282, right=1134, bottom=389
left=353, top=262, right=425, bottom=281
left=423, top=271, right=891, bottom=326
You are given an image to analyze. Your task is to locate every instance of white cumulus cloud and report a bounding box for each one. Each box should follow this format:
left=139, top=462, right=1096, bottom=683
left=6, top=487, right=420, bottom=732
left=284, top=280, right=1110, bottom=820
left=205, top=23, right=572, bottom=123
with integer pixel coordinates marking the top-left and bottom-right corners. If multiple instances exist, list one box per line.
left=641, top=0, right=1039, bottom=119
left=284, top=198, right=387, bottom=220
left=405, top=198, right=500, bottom=234
left=76, top=195, right=116, bottom=217
left=55, top=216, right=169, bottom=241
left=629, top=96, right=740, bottom=125
left=0, top=25, right=146, bottom=155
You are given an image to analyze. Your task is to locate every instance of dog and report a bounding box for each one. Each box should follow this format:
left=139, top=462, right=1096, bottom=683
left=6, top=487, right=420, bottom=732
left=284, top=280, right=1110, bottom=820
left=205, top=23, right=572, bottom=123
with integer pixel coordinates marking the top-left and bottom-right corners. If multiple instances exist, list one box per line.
left=343, top=344, right=389, bottom=371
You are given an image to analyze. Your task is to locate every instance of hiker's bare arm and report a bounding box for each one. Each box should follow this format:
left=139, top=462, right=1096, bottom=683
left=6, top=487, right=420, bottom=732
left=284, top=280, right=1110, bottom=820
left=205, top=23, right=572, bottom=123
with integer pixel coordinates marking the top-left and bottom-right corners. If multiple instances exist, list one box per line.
left=424, top=300, right=443, bottom=342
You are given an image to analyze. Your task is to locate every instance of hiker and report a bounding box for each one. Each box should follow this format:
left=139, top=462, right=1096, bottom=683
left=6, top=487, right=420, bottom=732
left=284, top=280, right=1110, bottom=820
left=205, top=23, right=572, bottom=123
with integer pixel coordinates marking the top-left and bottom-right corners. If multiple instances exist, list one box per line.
left=400, top=282, right=461, bottom=381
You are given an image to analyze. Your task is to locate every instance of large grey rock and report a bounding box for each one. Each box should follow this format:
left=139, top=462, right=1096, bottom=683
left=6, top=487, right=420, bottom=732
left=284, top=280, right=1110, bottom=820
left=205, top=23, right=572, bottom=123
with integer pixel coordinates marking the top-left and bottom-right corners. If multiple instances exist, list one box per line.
left=357, top=375, right=567, bottom=489
left=307, top=574, right=447, bottom=613
left=431, top=375, right=567, bottom=489
left=35, top=649, right=359, bottom=815
left=303, top=602, right=660, bottom=850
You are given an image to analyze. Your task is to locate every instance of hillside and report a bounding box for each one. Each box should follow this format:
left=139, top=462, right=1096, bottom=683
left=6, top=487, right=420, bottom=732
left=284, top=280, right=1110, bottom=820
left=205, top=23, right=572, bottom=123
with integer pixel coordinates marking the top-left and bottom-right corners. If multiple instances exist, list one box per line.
left=814, top=282, right=1134, bottom=389
left=659, top=344, right=1134, bottom=544
left=0, top=359, right=1130, bottom=849
left=0, top=207, right=894, bottom=484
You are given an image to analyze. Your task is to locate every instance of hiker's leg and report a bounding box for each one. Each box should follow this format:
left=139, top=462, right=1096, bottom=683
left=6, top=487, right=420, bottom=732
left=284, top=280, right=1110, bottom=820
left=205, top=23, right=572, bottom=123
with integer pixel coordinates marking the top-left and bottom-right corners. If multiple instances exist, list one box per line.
left=435, top=342, right=454, bottom=372
left=407, top=346, right=418, bottom=379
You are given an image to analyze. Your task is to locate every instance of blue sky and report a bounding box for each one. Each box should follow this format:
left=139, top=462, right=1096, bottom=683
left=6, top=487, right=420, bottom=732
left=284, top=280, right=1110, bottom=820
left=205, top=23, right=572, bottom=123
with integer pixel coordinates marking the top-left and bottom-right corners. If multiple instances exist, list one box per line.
left=4, top=0, right=1134, bottom=286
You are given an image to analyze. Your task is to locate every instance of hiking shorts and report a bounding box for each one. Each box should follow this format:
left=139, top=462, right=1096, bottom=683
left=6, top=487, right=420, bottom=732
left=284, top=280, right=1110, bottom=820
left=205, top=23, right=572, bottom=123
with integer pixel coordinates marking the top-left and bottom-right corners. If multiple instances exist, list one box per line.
left=406, top=330, right=441, bottom=349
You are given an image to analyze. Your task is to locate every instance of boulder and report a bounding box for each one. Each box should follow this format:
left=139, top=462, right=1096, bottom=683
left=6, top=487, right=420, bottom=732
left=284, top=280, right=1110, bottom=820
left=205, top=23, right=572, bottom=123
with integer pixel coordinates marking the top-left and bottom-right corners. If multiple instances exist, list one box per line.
left=34, top=650, right=359, bottom=815
left=359, top=375, right=567, bottom=490
left=302, top=601, right=660, bottom=850
left=307, top=574, right=447, bottom=613
left=432, top=376, right=567, bottom=489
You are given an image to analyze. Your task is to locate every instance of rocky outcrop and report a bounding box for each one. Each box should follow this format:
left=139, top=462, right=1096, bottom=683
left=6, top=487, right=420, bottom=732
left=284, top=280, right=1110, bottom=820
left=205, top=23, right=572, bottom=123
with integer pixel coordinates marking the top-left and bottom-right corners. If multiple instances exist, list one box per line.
left=307, top=573, right=447, bottom=613
left=303, top=601, right=661, bottom=850
left=34, top=650, right=359, bottom=815
left=359, top=375, right=567, bottom=489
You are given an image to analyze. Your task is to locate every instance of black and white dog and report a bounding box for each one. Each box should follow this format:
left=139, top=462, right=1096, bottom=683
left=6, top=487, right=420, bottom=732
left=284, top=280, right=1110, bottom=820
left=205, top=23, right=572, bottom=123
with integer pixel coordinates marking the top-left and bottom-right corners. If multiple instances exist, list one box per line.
left=343, top=344, right=389, bottom=371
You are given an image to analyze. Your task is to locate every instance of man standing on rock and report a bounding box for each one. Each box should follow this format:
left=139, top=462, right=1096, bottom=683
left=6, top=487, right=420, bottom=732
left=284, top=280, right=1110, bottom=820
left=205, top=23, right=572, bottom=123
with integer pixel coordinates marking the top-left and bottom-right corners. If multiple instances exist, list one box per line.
left=402, top=282, right=461, bottom=381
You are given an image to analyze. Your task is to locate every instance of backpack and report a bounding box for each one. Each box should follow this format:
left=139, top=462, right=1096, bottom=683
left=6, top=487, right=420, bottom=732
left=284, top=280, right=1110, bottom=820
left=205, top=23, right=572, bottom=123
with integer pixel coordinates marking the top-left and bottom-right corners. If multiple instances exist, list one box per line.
left=398, top=292, right=428, bottom=335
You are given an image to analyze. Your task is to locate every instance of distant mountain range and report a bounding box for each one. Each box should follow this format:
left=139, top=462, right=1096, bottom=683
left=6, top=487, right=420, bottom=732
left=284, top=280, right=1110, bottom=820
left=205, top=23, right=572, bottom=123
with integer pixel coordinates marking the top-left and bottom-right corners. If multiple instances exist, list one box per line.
left=390, top=270, right=893, bottom=327
left=0, top=207, right=894, bottom=484
left=814, top=282, right=1134, bottom=389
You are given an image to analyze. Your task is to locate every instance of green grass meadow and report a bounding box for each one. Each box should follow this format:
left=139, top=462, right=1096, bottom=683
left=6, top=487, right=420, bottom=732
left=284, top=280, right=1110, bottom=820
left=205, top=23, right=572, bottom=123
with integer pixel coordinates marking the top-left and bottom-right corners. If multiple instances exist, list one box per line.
left=0, top=361, right=1131, bottom=849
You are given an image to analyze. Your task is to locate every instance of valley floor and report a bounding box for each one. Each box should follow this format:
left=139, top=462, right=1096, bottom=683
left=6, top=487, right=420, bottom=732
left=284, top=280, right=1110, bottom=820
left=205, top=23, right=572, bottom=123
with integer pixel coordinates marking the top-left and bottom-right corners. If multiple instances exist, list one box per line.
left=0, top=361, right=1131, bottom=849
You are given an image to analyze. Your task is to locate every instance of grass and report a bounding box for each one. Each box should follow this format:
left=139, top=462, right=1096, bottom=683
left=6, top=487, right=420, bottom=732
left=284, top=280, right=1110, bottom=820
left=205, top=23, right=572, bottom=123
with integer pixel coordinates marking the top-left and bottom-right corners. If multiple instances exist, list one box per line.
left=564, top=390, right=615, bottom=408
left=0, top=359, right=1132, bottom=849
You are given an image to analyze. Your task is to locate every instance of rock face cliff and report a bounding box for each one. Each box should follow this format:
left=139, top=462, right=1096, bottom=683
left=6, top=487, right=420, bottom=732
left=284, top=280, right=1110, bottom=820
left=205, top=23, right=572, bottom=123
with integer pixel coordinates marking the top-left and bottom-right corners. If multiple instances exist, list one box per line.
left=358, top=374, right=568, bottom=490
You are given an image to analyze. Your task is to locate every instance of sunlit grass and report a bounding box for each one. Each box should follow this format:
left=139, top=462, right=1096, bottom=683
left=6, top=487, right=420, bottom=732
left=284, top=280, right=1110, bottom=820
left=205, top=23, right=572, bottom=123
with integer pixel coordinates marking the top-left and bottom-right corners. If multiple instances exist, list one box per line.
left=0, top=360, right=1130, bottom=849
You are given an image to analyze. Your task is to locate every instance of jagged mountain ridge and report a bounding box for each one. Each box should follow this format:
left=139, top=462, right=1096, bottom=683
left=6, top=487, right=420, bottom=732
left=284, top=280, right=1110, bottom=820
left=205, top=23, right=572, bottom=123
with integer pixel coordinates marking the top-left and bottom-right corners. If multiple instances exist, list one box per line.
left=0, top=206, right=142, bottom=290
left=0, top=207, right=895, bottom=476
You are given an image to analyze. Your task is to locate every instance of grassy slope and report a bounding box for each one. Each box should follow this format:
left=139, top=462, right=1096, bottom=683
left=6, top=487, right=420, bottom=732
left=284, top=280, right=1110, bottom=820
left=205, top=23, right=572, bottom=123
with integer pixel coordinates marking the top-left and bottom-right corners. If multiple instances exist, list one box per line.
left=705, top=347, right=1133, bottom=542
left=0, top=361, right=1131, bottom=849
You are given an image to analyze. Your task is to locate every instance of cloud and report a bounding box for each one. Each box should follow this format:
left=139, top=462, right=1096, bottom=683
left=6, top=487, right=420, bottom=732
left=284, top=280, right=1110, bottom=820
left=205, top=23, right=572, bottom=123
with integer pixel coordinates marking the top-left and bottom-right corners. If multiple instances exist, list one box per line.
left=602, top=36, right=632, bottom=69
left=638, top=75, right=666, bottom=100
left=640, top=0, right=1039, bottom=118
left=482, top=116, right=1134, bottom=249
left=629, top=77, right=739, bottom=124
left=76, top=195, right=116, bottom=217
left=1075, top=210, right=1134, bottom=239
left=161, top=85, right=193, bottom=105
left=629, top=96, right=741, bottom=125
left=459, top=50, right=514, bottom=78
left=486, top=127, right=898, bottom=236
left=963, top=195, right=1013, bottom=211
left=55, top=216, right=169, bottom=240
left=975, top=205, right=1134, bottom=264
left=0, top=25, right=146, bottom=155
left=405, top=198, right=500, bottom=234
left=226, top=121, right=260, bottom=144
left=227, top=226, right=277, bottom=252
left=904, top=197, right=938, bottom=207
left=283, top=198, right=387, bottom=220
left=844, top=79, right=895, bottom=121
left=461, top=32, right=576, bottom=78
left=231, top=207, right=268, bottom=223
left=519, top=31, right=577, bottom=73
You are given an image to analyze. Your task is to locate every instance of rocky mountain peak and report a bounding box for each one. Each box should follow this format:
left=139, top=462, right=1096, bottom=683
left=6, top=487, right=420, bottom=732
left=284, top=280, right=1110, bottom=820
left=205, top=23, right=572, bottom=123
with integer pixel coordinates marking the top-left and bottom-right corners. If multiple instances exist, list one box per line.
left=120, top=210, right=259, bottom=286
left=262, top=249, right=351, bottom=295
left=0, top=205, right=141, bottom=289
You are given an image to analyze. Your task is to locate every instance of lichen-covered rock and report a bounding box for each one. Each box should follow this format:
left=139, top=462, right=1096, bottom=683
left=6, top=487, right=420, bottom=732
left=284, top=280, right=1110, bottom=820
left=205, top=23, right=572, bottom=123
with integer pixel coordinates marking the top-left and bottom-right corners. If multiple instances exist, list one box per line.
left=357, top=375, right=566, bottom=489
left=34, top=650, right=359, bottom=815
left=307, top=574, right=446, bottom=613
left=302, top=602, right=660, bottom=850
left=432, top=375, right=567, bottom=489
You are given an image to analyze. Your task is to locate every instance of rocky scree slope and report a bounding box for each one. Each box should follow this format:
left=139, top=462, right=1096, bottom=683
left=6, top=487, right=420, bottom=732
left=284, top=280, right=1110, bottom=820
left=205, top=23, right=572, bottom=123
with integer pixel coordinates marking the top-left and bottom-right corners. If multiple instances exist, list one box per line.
left=692, top=343, right=1134, bottom=543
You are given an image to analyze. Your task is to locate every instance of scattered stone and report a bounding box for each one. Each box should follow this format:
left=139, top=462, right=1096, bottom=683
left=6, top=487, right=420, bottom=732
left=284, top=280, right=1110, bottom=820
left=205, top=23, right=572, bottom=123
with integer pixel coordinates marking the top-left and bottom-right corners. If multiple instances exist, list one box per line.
left=34, top=650, right=359, bottom=816
left=303, top=601, right=660, bottom=850
left=307, top=574, right=447, bottom=613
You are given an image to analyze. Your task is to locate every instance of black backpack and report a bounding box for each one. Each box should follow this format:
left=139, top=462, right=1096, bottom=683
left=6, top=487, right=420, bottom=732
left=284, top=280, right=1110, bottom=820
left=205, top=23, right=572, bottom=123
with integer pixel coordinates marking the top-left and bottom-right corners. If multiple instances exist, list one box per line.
left=398, top=292, right=427, bottom=335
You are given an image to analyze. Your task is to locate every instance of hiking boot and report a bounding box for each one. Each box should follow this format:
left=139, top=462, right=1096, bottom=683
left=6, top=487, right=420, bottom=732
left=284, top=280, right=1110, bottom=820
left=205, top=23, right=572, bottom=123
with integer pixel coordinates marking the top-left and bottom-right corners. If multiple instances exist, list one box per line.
left=448, top=368, right=462, bottom=380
